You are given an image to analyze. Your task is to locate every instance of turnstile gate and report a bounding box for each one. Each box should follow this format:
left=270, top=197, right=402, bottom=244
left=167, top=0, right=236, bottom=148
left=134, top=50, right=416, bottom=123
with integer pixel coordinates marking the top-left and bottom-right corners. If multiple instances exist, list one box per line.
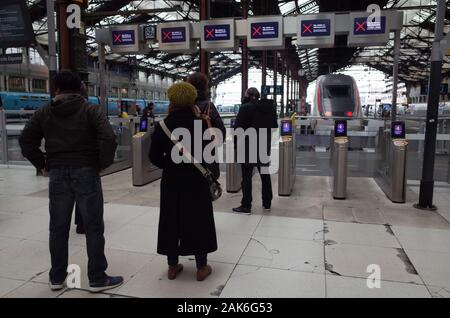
left=330, top=121, right=349, bottom=199
left=132, top=129, right=162, bottom=186
left=375, top=122, right=408, bottom=203
left=278, top=119, right=296, bottom=196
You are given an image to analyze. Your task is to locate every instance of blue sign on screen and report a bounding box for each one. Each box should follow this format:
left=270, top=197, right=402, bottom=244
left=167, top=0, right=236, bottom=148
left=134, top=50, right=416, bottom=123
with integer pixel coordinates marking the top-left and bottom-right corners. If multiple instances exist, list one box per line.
left=140, top=118, right=148, bottom=132
left=250, top=22, right=279, bottom=39
left=301, top=19, right=331, bottom=37
left=281, top=121, right=292, bottom=135
left=112, top=30, right=136, bottom=46
left=204, top=24, right=231, bottom=41
left=353, top=16, right=386, bottom=35
left=391, top=122, right=405, bottom=139
left=335, top=120, right=347, bottom=137
left=161, top=27, right=186, bottom=43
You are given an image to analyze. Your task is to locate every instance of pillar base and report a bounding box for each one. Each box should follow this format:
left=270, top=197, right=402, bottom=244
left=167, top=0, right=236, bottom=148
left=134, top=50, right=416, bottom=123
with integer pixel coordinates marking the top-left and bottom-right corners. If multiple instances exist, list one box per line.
left=413, top=203, right=438, bottom=212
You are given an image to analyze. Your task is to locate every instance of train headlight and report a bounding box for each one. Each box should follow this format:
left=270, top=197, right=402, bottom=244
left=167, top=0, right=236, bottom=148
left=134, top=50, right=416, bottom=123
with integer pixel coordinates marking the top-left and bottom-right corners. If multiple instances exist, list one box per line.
left=325, top=111, right=332, bottom=117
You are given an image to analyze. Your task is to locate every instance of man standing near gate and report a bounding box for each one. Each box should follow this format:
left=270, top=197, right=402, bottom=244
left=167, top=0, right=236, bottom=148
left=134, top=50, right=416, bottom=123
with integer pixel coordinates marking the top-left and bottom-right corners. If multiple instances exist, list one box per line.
left=233, top=88, right=278, bottom=215
left=19, top=70, right=123, bottom=293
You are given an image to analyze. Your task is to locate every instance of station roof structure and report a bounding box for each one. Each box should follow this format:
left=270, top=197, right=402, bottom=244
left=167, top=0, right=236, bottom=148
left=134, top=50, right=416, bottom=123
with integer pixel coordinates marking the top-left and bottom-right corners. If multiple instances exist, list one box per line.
left=26, top=0, right=450, bottom=86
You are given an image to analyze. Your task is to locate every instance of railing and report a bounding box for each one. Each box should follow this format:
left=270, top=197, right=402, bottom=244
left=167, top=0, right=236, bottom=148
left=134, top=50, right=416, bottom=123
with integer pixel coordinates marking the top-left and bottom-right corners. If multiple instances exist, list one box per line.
left=0, top=110, right=133, bottom=173
left=292, top=114, right=450, bottom=183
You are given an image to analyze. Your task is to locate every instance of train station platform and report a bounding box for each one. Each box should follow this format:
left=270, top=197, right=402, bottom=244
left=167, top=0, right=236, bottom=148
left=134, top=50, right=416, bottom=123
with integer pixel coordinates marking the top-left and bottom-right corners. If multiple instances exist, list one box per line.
left=1, top=165, right=450, bottom=298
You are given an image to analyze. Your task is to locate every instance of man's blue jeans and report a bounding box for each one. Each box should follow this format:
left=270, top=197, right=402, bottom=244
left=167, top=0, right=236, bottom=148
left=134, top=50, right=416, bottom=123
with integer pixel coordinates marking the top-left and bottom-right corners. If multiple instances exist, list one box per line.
left=48, top=166, right=108, bottom=283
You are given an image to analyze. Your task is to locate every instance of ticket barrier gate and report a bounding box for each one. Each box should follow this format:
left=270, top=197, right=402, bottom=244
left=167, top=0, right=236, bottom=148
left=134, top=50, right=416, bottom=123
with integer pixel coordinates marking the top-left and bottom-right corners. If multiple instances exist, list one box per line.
left=330, top=120, right=349, bottom=200
left=226, top=119, right=242, bottom=193
left=375, top=121, right=408, bottom=203
left=226, top=163, right=242, bottom=193
left=278, top=119, right=296, bottom=196
left=132, top=120, right=162, bottom=186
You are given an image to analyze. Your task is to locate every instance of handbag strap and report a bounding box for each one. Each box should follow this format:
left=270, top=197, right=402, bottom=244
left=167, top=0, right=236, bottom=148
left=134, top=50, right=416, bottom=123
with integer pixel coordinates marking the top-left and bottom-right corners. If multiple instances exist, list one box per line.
left=159, top=120, right=209, bottom=177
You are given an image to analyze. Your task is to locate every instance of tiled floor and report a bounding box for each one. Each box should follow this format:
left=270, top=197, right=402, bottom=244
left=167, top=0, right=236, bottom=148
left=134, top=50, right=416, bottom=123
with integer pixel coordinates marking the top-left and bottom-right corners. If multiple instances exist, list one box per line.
left=1, top=165, right=450, bottom=298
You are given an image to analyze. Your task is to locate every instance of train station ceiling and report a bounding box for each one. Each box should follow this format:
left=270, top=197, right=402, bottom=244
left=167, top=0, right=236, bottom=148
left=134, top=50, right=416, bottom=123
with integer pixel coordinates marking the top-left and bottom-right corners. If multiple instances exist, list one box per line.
left=26, top=0, right=450, bottom=86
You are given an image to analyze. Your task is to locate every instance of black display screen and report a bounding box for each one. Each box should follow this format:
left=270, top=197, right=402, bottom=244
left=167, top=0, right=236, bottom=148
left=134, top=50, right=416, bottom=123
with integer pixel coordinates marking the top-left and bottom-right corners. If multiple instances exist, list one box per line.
left=0, top=0, right=34, bottom=48
left=334, top=120, right=347, bottom=137
left=139, top=117, right=148, bottom=132
left=391, top=121, right=405, bottom=139
left=281, top=120, right=292, bottom=136
left=250, top=22, right=279, bottom=39
left=204, top=24, right=231, bottom=41
left=161, top=27, right=186, bottom=43
left=300, top=19, right=331, bottom=37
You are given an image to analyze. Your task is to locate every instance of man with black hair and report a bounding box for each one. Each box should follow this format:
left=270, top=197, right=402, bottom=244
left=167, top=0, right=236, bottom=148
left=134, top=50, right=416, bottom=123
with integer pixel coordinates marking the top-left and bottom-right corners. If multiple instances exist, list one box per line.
left=19, top=70, right=123, bottom=293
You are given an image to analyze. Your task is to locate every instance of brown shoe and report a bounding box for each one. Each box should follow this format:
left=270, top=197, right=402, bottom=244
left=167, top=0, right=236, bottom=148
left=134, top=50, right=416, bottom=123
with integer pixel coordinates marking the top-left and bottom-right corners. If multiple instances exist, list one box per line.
left=168, top=264, right=183, bottom=280
left=196, top=265, right=212, bottom=282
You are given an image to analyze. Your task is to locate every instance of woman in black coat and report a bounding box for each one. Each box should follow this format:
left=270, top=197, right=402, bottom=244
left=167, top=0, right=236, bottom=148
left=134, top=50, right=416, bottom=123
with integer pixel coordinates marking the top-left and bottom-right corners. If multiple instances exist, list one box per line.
left=149, top=82, right=218, bottom=282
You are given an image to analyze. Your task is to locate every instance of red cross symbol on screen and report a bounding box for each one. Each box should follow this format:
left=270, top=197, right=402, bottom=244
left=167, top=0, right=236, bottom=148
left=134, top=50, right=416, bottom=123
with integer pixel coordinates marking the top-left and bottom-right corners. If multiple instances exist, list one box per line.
left=302, top=24, right=313, bottom=34
left=163, top=32, right=171, bottom=40
left=252, top=26, right=262, bottom=36
left=113, top=34, right=122, bottom=43
left=355, top=21, right=366, bottom=32
left=205, top=28, right=215, bottom=39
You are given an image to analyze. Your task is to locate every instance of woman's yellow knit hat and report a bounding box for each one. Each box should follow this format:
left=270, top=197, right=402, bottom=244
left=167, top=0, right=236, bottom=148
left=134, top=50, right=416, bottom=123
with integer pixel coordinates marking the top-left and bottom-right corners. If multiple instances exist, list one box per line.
left=167, top=82, right=198, bottom=108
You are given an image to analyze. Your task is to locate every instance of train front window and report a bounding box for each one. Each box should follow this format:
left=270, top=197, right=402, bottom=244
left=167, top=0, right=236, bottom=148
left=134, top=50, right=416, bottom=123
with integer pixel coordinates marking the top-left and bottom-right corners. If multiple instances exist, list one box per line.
left=324, top=85, right=351, bottom=98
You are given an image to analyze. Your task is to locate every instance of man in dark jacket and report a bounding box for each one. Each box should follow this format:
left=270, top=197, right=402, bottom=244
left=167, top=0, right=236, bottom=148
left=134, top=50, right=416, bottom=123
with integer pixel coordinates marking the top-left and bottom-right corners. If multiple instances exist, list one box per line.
left=19, top=70, right=123, bottom=293
left=232, top=88, right=278, bottom=215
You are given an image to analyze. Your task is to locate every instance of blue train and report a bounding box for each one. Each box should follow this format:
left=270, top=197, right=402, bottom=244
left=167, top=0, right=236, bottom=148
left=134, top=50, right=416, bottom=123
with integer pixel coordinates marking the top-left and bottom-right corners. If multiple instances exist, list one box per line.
left=0, top=92, right=169, bottom=116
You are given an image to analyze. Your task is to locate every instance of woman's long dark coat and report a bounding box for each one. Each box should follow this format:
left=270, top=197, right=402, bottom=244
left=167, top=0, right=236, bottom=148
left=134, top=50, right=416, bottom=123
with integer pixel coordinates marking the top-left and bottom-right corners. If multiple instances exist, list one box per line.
left=149, top=107, right=218, bottom=256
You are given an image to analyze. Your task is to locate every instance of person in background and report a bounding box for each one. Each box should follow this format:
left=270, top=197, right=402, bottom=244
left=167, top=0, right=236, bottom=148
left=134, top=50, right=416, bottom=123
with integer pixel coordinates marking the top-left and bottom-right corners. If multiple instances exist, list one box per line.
left=143, top=101, right=155, bottom=126
left=232, top=87, right=278, bottom=215
left=186, top=72, right=226, bottom=140
left=19, top=70, right=123, bottom=293
left=149, top=82, right=218, bottom=282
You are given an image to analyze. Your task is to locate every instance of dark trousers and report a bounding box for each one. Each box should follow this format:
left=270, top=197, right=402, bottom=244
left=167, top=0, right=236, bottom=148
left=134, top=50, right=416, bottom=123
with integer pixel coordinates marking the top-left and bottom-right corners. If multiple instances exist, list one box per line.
left=167, top=254, right=207, bottom=269
left=48, top=166, right=108, bottom=283
left=75, top=204, right=83, bottom=228
left=241, top=164, right=273, bottom=209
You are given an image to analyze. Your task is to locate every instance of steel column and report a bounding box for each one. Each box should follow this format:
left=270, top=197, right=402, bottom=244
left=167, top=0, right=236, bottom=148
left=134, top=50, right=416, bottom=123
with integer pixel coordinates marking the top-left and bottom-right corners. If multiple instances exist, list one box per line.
left=280, top=56, right=285, bottom=117
left=262, top=50, right=267, bottom=97
left=57, top=1, right=71, bottom=70
left=98, top=44, right=107, bottom=114
left=46, top=0, right=58, bottom=98
left=415, top=0, right=446, bottom=211
left=391, top=29, right=401, bottom=122
left=273, top=51, right=278, bottom=108
left=241, top=0, right=249, bottom=100
left=200, top=0, right=210, bottom=77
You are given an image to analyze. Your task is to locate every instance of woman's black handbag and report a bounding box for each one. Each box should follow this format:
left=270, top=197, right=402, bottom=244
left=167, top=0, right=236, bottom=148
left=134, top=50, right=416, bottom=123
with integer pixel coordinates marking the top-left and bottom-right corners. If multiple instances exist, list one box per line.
left=159, top=120, right=223, bottom=201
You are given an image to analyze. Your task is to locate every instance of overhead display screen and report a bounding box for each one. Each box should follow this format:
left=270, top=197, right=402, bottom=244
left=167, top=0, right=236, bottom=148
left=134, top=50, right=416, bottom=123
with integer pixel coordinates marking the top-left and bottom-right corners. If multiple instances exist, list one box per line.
left=297, top=14, right=335, bottom=48
left=111, top=30, right=136, bottom=46
left=143, top=25, right=156, bottom=41
left=250, top=22, right=279, bottom=39
left=247, top=16, right=283, bottom=50
left=0, top=0, right=34, bottom=48
left=300, top=19, right=331, bottom=37
left=204, top=24, right=231, bottom=41
left=161, top=27, right=186, bottom=43
left=353, top=16, right=386, bottom=35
